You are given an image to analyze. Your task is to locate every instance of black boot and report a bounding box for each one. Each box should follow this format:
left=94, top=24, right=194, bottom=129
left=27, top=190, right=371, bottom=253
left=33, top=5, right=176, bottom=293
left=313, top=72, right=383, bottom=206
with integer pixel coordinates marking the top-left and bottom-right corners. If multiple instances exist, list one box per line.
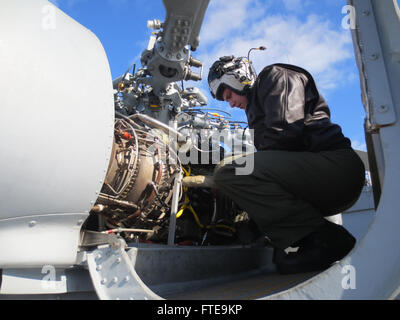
left=275, top=221, right=356, bottom=275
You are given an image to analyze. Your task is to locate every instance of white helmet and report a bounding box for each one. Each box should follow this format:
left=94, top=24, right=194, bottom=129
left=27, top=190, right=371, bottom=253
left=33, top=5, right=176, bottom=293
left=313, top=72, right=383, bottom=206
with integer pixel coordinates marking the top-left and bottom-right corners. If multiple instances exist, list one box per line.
left=208, top=55, right=257, bottom=101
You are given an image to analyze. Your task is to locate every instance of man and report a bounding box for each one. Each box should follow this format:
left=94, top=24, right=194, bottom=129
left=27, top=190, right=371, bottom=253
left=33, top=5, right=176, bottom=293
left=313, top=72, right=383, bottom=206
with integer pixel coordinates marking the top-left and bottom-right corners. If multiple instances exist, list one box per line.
left=207, top=56, right=365, bottom=274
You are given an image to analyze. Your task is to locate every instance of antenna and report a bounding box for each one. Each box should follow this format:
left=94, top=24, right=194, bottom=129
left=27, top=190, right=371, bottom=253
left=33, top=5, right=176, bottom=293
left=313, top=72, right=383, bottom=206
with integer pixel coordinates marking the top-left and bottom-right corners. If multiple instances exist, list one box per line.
left=247, top=46, right=267, bottom=61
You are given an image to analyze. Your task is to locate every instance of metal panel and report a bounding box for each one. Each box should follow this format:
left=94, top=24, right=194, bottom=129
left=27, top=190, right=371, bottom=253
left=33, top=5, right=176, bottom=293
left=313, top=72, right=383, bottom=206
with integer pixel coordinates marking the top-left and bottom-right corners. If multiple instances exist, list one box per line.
left=263, top=0, right=400, bottom=300
left=1, top=268, right=68, bottom=295
left=0, top=214, right=86, bottom=268
left=87, top=240, right=162, bottom=300
left=0, top=0, right=114, bottom=266
left=349, top=0, right=397, bottom=128
left=0, top=267, right=94, bottom=295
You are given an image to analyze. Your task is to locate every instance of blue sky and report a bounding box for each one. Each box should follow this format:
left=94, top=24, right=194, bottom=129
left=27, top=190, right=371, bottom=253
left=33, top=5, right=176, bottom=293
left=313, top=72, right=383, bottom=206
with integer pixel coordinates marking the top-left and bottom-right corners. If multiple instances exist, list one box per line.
left=50, top=0, right=368, bottom=151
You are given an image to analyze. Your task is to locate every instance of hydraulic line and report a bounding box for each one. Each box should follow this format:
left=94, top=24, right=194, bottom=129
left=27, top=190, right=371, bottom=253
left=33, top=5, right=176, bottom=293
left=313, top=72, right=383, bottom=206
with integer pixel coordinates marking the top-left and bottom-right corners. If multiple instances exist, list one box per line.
left=102, top=228, right=154, bottom=234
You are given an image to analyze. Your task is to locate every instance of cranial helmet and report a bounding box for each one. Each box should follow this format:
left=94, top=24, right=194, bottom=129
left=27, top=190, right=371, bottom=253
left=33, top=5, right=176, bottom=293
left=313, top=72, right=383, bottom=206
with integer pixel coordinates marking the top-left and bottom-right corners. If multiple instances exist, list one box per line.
left=208, top=55, right=257, bottom=101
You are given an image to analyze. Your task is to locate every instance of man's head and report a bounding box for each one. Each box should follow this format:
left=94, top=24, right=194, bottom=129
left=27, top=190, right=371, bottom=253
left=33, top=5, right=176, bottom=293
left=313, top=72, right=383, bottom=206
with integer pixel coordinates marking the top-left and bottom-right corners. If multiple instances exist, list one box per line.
left=207, top=56, right=257, bottom=105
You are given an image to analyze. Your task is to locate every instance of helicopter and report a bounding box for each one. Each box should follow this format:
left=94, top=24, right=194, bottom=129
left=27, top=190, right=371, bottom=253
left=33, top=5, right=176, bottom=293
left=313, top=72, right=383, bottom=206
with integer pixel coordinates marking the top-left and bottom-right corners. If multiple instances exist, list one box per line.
left=0, top=0, right=399, bottom=300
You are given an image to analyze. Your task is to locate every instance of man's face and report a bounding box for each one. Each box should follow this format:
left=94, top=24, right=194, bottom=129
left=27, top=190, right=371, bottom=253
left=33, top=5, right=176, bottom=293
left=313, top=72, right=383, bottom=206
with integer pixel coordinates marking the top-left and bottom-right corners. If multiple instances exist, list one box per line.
left=222, top=87, right=249, bottom=111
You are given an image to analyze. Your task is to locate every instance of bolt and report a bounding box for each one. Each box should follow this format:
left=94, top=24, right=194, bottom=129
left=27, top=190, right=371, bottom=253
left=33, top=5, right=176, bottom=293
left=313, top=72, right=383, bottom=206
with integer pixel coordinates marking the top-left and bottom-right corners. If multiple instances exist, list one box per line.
left=112, top=241, right=121, bottom=250
left=28, top=221, right=37, bottom=228
left=101, top=278, right=107, bottom=285
left=96, top=265, right=102, bottom=271
left=370, top=53, right=379, bottom=60
left=362, top=10, right=370, bottom=16
left=96, top=253, right=102, bottom=260
left=112, top=277, right=118, bottom=284
left=116, top=257, right=122, bottom=264
left=377, top=105, right=389, bottom=113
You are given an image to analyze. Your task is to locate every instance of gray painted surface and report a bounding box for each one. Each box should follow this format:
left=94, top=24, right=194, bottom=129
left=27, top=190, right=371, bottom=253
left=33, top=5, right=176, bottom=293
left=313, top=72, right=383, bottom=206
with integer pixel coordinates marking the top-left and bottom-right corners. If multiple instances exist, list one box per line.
left=0, top=0, right=114, bottom=267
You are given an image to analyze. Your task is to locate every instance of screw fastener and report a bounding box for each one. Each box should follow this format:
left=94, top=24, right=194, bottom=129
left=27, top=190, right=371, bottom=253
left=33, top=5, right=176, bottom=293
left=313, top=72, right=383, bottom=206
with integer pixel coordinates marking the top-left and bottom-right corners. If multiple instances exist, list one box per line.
left=377, top=105, right=389, bottom=113
left=370, top=53, right=379, bottom=60
left=28, top=221, right=37, bottom=227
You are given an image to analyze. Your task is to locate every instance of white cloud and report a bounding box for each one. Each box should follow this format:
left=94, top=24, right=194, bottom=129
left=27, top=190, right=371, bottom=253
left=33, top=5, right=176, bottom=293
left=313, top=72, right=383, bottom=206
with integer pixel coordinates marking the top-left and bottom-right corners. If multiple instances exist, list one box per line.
left=197, top=0, right=354, bottom=93
left=200, top=0, right=263, bottom=45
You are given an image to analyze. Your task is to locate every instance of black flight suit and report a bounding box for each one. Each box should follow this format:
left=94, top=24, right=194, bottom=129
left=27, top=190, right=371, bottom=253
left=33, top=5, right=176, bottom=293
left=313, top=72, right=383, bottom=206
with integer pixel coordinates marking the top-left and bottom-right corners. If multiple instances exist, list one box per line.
left=213, top=64, right=365, bottom=250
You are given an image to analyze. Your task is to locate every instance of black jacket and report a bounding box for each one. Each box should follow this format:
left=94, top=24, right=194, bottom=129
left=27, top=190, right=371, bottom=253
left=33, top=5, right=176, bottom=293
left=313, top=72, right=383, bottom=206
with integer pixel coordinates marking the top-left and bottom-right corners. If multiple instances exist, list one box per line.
left=245, top=64, right=351, bottom=152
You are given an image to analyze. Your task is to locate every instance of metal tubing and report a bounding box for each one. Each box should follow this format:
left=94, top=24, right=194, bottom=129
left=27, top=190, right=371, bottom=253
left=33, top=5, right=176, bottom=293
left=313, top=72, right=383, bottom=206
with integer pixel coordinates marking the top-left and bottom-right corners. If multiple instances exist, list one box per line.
left=167, top=171, right=183, bottom=246
left=131, top=113, right=186, bottom=142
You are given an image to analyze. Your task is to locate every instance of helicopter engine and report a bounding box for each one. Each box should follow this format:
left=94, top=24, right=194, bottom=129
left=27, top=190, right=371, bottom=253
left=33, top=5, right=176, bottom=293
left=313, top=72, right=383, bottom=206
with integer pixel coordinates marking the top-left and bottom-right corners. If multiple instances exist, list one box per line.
left=80, top=0, right=258, bottom=246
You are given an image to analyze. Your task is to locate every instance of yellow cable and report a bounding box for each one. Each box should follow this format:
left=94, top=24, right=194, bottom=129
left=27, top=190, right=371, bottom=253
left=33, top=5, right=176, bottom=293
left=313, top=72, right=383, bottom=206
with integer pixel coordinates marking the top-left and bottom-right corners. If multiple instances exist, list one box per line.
left=177, top=202, right=236, bottom=233
left=187, top=205, right=205, bottom=229
left=182, top=165, right=191, bottom=177
left=176, top=164, right=236, bottom=233
left=214, top=224, right=236, bottom=233
left=176, top=207, right=185, bottom=219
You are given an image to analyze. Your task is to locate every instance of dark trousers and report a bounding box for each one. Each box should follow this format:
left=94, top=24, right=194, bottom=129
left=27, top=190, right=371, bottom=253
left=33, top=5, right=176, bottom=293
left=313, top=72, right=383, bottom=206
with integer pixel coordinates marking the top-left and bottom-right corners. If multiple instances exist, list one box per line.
left=213, top=149, right=365, bottom=249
